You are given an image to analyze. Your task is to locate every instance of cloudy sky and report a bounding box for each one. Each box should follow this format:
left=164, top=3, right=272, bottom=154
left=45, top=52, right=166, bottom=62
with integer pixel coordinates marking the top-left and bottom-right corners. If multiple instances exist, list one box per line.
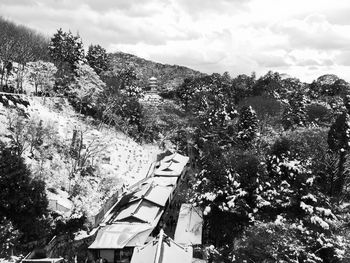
left=1, top=0, right=350, bottom=82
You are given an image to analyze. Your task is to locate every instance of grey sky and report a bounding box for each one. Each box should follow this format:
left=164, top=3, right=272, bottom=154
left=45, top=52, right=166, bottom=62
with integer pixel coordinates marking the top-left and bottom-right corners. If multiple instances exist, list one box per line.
left=1, top=0, right=350, bottom=82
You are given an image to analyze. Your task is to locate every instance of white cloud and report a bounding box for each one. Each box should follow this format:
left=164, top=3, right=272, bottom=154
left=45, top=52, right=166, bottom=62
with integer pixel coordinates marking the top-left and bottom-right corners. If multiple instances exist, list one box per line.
left=1, top=0, right=350, bottom=82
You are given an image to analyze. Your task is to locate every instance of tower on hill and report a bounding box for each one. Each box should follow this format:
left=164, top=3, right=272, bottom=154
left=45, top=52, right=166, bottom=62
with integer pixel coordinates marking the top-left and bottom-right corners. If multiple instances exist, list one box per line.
left=141, top=76, right=162, bottom=103
left=148, top=76, right=158, bottom=92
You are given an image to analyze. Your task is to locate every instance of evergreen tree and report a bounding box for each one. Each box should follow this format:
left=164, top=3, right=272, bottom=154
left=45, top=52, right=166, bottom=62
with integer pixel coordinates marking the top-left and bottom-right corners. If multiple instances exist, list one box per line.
left=252, top=71, right=282, bottom=97
left=48, top=29, right=85, bottom=91
left=0, top=142, right=49, bottom=243
left=237, top=106, right=258, bottom=144
left=86, top=44, right=108, bottom=75
left=48, top=28, right=85, bottom=70
left=327, top=95, right=350, bottom=198
left=0, top=218, right=20, bottom=257
left=282, top=92, right=308, bottom=130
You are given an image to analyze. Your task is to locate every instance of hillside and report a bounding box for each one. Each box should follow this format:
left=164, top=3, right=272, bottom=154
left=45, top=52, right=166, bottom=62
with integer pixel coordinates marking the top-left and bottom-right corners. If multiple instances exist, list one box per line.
left=0, top=94, right=160, bottom=216
left=108, top=52, right=206, bottom=90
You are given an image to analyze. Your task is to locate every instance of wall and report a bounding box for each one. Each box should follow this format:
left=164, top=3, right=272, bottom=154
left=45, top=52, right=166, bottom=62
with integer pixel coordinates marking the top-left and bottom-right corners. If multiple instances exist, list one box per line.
left=99, top=250, right=114, bottom=263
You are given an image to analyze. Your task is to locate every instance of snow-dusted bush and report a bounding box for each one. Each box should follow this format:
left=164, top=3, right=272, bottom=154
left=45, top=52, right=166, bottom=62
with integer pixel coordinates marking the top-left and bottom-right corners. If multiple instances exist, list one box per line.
left=26, top=61, right=57, bottom=95
left=237, top=105, right=258, bottom=144
left=68, top=63, right=104, bottom=114
left=234, top=220, right=349, bottom=263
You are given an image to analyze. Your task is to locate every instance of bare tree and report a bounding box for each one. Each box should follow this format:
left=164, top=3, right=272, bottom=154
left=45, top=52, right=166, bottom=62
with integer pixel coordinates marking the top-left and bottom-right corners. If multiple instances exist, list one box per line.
left=0, top=17, right=49, bottom=91
left=66, top=128, right=106, bottom=191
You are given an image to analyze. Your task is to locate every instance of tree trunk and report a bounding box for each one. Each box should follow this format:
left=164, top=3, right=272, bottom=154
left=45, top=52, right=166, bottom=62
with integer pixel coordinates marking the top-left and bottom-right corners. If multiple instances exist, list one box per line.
left=0, top=64, right=5, bottom=90
left=335, top=151, right=347, bottom=200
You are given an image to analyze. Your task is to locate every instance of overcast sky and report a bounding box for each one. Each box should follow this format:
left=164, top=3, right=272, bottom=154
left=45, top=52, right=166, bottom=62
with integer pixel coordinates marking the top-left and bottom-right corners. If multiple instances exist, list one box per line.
left=1, top=0, right=350, bottom=82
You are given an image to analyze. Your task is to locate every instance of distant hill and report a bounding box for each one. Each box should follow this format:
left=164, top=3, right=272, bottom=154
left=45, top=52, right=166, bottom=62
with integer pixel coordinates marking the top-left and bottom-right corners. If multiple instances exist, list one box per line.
left=108, top=52, right=206, bottom=90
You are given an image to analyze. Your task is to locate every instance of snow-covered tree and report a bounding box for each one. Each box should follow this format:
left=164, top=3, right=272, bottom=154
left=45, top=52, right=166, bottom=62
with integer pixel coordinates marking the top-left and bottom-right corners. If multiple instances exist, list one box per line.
left=48, top=28, right=85, bottom=69
left=282, top=92, right=308, bottom=130
left=68, top=63, right=105, bottom=114
left=26, top=60, right=57, bottom=95
left=327, top=95, right=350, bottom=198
left=237, top=105, right=258, bottom=144
left=190, top=143, right=260, bottom=250
left=245, top=147, right=350, bottom=262
left=0, top=142, right=49, bottom=243
left=0, top=218, right=20, bottom=258
left=234, top=220, right=348, bottom=263
left=86, top=44, right=108, bottom=75
left=49, top=29, right=86, bottom=92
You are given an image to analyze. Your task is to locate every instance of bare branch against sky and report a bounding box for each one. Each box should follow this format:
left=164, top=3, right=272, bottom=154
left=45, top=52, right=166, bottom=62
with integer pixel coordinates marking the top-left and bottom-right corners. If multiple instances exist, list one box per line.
left=1, top=0, right=350, bottom=81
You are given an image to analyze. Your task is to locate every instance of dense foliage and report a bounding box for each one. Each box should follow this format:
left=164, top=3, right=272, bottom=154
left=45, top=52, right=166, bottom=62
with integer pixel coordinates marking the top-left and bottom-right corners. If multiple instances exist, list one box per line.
left=1, top=21, right=350, bottom=262
left=26, top=60, right=57, bottom=95
left=48, top=29, right=85, bottom=92
left=0, top=17, right=49, bottom=91
left=175, top=72, right=350, bottom=262
left=86, top=44, right=108, bottom=76
left=0, top=142, right=49, bottom=254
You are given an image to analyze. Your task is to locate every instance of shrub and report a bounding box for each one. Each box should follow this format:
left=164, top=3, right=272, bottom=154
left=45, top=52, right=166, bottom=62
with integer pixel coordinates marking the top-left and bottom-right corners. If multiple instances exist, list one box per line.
left=306, top=103, right=332, bottom=126
left=0, top=142, right=49, bottom=244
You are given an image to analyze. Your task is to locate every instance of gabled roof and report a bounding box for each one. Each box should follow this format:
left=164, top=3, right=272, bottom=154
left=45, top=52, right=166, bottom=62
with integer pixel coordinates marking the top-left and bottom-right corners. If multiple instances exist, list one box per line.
left=89, top=223, right=153, bottom=249
left=150, top=176, right=178, bottom=187
left=113, top=199, right=162, bottom=224
left=144, top=185, right=173, bottom=206
left=162, top=153, right=189, bottom=165
left=90, top=152, right=189, bottom=250
left=154, top=153, right=189, bottom=177
left=154, top=161, right=186, bottom=177
left=131, top=230, right=192, bottom=263
left=110, top=180, right=173, bottom=224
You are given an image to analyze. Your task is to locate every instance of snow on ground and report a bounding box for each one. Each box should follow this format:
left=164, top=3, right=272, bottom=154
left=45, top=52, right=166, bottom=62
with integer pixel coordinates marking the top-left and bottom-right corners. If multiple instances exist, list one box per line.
left=28, top=97, right=159, bottom=184
left=0, top=95, right=161, bottom=216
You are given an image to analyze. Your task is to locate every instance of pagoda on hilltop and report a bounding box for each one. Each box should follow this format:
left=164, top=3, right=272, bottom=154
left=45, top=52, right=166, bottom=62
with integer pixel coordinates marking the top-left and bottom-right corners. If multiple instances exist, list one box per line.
left=142, top=76, right=162, bottom=103
left=148, top=76, right=158, bottom=93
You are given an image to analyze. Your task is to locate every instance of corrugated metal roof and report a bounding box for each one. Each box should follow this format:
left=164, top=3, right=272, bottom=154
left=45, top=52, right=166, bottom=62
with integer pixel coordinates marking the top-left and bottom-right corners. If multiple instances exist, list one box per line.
left=114, top=201, right=143, bottom=222
left=162, top=153, right=189, bottom=165
left=154, top=162, right=186, bottom=177
left=114, top=199, right=164, bottom=224
left=144, top=185, right=173, bottom=206
left=107, top=176, right=175, bottom=227
left=133, top=200, right=161, bottom=223
left=90, top=152, right=190, bottom=250
left=131, top=231, right=192, bottom=263
left=89, top=224, right=153, bottom=249
left=174, top=204, right=203, bottom=245
left=150, top=176, right=178, bottom=186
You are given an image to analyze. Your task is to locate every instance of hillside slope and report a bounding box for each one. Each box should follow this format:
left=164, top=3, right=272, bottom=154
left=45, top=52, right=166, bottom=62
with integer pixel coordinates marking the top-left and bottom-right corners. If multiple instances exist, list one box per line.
left=0, top=94, right=160, bottom=216
left=108, top=52, right=206, bottom=90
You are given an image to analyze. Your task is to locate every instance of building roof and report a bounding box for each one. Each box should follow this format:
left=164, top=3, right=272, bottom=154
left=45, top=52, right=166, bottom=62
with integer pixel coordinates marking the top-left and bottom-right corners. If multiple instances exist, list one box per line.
left=174, top=204, right=203, bottom=245
left=162, top=153, right=189, bottom=165
left=89, top=223, right=154, bottom=249
left=150, top=176, right=178, bottom=186
left=89, top=179, right=174, bottom=249
left=154, top=161, right=186, bottom=177
left=89, top=152, right=189, bottom=250
left=130, top=230, right=192, bottom=263
left=110, top=180, right=174, bottom=224
left=22, top=260, right=63, bottom=263
left=113, top=199, right=162, bottom=223
left=154, top=153, right=189, bottom=177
